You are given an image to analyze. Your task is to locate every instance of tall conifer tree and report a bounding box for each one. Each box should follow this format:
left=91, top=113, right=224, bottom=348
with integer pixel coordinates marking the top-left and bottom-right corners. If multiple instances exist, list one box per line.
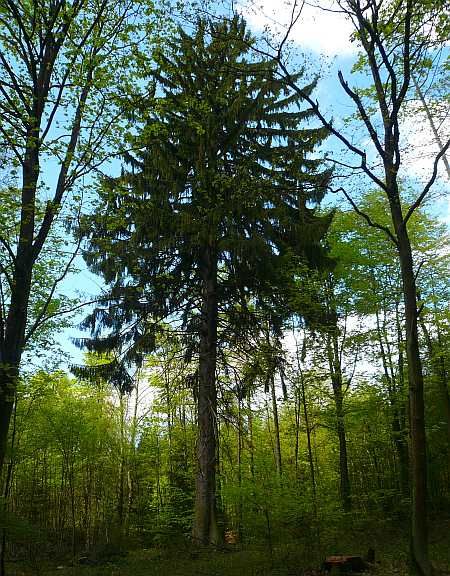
left=78, top=17, right=332, bottom=544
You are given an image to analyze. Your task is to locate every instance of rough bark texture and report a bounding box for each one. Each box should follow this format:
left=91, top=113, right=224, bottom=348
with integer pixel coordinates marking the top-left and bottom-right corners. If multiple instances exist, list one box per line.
left=192, top=247, right=220, bottom=545
left=0, top=357, right=21, bottom=473
left=392, top=205, right=431, bottom=576
left=0, top=189, right=35, bottom=473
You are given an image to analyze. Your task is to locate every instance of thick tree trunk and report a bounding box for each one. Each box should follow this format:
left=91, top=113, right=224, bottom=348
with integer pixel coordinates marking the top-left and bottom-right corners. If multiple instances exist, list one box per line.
left=0, top=155, right=37, bottom=474
left=192, top=247, right=220, bottom=545
left=0, top=396, right=17, bottom=576
left=0, top=364, right=19, bottom=474
left=394, top=221, right=431, bottom=576
left=0, top=395, right=14, bottom=476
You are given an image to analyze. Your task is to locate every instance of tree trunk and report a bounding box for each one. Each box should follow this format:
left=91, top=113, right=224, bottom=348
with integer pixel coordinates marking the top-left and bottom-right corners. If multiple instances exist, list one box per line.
left=301, top=375, right=316, bottom=505
left=375, top=308, right=409, bottom=496
left=394, top=219, right=431, bottom=576
left=334, top=388, right=351, bottom=512
left=117, top=394, right=126, bottom=529
left=0, top=155, right=37, bottom=474
left=237, top=396, right=243, bottom=540
left=0, top=366, right=19, bottom=474
left=395, top=302, right=410, bottom=497
left=192, top=247, right=220, bottom=545
left=327, top=332, right=351, bottom=512
left=270, top=375, right=282, bottom=478
left=294, top=389, right=301, bottom=477
left=0, top=396, right=17, bottom=576
left=419, top=317, right=450, bottom=446
left=247, top=394, right=255, bottom=480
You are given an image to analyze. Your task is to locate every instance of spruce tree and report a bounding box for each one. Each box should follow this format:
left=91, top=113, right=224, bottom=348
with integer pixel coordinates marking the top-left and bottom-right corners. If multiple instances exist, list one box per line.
left=78, top=16, right=332, bottom=545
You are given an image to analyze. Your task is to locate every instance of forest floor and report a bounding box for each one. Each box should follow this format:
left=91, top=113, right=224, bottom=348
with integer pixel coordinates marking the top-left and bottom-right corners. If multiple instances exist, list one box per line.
left=5, top=518, right=450, bottom=576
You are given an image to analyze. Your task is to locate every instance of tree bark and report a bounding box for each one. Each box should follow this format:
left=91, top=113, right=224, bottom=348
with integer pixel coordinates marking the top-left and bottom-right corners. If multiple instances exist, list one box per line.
left=192, top=247, right=220, bottom=545
left=393, top=212, right=431, bottom=576
left=0, top=363, right=20, bottom=473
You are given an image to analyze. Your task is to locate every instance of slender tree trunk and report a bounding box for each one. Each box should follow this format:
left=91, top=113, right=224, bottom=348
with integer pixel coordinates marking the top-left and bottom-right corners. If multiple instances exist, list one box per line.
left=270, top=375, right=282, bottom=478
left=375, top=309, right=409, bottom=495
left=117, top=394, right=126, bottom=530
left=395, top=302, right=410, bottom=497
left=294, top=389, right=301, bottom=477
left=334, top=388, right=351, bottom=512
left=164, top=365, right=174, bottom=482
left=300, top=375, right=316, bottom=505
left=192, top=247, right=220, bottom=545
left=294, top=331, right=316, bottom=500
left=419, top=318, right=450, bottom=443
left=237, top=396, right=243, bottom=540
left=126, top=378, right=139, bottom=536
left=247, top=395, right=255, bottom=481
left=327, top=332, right=351, bottom=512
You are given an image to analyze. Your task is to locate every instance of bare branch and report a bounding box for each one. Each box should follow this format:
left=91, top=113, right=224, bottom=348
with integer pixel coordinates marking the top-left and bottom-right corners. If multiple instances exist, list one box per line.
left=33, top=71, right=93, bottom=258
left=24, top=234, right=82, bottom=344
left=338, top=70, right=386, bottom=160
left=332, top=186, right=398, bottom=246
left=0, top=236, right=16, bottom=265
left=273, top=59, right=388, bottom=191
left=403, top=137, right=450, bottom=226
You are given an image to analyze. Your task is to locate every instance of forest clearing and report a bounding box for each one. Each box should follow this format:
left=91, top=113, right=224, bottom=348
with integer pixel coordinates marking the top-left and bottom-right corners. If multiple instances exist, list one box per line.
left=0, top=0, right=449, bottom=575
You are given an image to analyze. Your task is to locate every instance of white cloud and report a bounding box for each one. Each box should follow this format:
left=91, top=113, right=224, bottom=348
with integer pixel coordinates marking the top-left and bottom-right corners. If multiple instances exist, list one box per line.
left=239, top=0, right=450, bottom=223
left=239, top=0, right=357, bottom=56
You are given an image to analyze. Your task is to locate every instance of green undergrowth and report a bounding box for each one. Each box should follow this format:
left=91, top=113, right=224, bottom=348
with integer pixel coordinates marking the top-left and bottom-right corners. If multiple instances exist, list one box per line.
left=5, top=519, right=450, bottom=576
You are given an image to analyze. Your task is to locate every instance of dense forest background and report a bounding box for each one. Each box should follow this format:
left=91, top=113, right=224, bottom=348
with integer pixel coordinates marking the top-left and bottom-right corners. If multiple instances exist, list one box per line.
left=0, top=1, right=449, bottom=575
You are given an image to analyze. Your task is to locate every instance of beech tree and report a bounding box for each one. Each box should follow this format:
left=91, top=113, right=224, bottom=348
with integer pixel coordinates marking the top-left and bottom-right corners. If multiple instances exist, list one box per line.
left=0, top=0, right=156, bottom=473
left=77, top=17, right=332, bottom=545
left=258, top=1, right=449, bottom=572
